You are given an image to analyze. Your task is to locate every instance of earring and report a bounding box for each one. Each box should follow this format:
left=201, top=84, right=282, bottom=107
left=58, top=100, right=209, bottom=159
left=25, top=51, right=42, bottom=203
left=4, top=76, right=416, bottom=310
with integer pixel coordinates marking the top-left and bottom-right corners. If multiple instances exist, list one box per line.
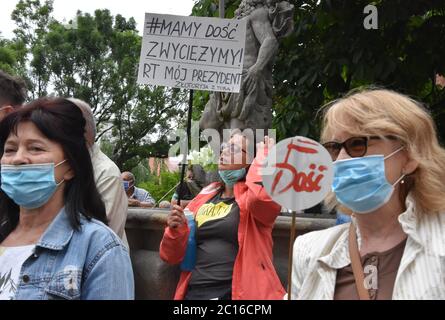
left=400, top=170, right=406, bottom=184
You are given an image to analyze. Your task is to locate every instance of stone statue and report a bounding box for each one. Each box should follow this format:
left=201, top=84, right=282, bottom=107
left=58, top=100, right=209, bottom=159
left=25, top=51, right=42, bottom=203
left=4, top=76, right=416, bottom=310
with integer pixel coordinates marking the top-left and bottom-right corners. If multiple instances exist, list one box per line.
left=199, top=0, right=294, bottom=134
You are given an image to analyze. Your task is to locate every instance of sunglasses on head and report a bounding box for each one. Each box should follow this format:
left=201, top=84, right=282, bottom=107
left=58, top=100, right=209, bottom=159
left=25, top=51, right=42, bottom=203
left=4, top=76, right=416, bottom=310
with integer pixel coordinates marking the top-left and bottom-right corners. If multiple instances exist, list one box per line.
left=322, top=135, right=397, bottom=160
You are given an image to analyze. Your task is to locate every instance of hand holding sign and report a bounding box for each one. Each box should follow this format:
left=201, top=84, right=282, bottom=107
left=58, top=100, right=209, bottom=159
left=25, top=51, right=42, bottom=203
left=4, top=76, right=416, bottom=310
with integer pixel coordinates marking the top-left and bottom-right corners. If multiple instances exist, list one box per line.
left=256, top=136, right=275, bottom=161
left=261, top=136, right=333, bottom=211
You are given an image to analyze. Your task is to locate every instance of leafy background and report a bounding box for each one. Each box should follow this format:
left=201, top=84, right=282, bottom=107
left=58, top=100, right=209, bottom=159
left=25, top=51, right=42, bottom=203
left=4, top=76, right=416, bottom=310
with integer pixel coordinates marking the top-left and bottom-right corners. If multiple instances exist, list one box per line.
left=1, top=0, right=444, bottom=200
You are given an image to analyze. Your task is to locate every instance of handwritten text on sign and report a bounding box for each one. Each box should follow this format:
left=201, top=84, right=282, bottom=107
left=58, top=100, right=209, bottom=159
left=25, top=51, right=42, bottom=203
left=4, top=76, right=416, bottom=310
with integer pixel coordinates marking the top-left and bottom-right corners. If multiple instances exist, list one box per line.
left=262, top=137, right=334, bottom=211
left=137, top=13, right=247, bottom=93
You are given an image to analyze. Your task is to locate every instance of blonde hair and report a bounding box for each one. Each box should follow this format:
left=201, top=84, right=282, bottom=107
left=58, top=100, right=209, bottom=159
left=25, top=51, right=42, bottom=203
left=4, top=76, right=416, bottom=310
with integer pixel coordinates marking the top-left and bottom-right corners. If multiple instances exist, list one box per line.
left=321, top=88, right=445, bottom=215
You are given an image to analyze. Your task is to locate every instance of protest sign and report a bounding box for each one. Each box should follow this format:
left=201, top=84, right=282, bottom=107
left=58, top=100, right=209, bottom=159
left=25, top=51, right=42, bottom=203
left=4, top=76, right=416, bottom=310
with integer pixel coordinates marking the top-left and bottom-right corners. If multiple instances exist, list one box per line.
left=262, top=137, right=334, bottom=211
left=137, top=13, right=246, bottom=93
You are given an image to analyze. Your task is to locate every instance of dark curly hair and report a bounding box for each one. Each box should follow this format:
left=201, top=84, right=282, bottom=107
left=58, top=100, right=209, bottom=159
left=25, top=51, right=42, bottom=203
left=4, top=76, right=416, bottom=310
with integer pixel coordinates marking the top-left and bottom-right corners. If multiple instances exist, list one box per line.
left=0, top=70, right=27, bottom=108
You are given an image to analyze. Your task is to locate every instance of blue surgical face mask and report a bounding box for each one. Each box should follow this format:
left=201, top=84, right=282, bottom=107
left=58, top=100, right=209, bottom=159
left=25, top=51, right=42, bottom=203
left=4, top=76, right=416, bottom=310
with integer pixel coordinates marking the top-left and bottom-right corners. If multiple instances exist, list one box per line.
left=123, top=181, right=133, bottom=192
left=1, top=160, right=67, bottom=209
left=218, top=168, right=247, bottom=187
left=332, top=147, right=405, bottom=214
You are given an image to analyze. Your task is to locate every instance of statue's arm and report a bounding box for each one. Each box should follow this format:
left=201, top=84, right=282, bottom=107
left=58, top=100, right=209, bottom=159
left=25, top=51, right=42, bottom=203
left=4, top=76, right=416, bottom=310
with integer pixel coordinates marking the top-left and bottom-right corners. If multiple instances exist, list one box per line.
left=249, top=8, right=279, bottom=71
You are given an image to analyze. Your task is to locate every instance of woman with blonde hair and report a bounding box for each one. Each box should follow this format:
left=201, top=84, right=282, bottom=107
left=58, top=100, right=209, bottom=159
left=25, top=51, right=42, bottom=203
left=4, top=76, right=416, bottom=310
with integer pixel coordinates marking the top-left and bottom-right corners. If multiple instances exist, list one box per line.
left=291, top=88, right=445, bottom=300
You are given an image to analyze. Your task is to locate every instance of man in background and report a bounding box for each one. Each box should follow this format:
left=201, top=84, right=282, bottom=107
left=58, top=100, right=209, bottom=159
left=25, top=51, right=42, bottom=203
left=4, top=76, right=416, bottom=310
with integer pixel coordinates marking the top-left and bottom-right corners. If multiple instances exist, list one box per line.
left=68, top=98, right=129, bottom=247
left=121, top=171, right=155, bottom=208
left=0, top=70, right=27, bottom=120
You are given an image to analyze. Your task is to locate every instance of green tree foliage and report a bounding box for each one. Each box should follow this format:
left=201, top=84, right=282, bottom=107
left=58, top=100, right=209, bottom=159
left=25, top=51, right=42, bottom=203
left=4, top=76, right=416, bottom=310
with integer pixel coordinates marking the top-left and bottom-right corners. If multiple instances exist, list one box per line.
left=274, top=0, right=445, bottom=141
left=11, top=0, right=54, bottom=98
left=7, top=1, right=187, bottom=170
left=41, top=10, right=187, bottom=169
left=138, top=170, right=180, bottom=203
left=0, top=38, right=19, bottom=74
left=5, top=0, right=444, bottom=174
left=191, top=0, right=445, bottom=142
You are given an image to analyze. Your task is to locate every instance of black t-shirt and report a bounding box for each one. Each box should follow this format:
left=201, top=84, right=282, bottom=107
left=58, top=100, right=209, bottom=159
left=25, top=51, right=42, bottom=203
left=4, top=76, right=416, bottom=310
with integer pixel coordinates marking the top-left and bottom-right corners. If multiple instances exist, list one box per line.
left=185, top=191, right=240, bottom=300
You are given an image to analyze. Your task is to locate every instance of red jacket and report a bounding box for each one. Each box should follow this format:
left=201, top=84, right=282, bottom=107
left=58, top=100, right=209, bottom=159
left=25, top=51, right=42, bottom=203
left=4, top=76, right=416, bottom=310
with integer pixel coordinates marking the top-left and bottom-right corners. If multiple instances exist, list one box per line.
left=159, top=151, right=285, bottom=300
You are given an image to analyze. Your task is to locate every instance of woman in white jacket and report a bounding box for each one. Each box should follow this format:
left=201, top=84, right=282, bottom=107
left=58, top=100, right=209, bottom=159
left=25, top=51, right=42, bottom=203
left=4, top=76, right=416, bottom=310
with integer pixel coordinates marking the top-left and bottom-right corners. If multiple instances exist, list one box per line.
left=291, top=89, right=445, bottom=300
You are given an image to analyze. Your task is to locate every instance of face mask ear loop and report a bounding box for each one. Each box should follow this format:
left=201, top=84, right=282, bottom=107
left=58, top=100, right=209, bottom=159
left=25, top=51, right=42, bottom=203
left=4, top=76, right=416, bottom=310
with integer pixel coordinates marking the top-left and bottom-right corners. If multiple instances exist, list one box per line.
left=384, top=146, right=405, bottom=160
left=384, top=146, right=406, bottom=187
left=55, top=159, right=67, bottom=168
left=55, top=160, right=68, bottom=186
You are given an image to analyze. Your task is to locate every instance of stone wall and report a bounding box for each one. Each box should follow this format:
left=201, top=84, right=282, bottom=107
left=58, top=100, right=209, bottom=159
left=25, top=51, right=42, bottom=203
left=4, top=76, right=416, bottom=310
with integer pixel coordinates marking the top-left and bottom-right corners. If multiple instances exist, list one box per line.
left=125, top=208, right=335, bottom=300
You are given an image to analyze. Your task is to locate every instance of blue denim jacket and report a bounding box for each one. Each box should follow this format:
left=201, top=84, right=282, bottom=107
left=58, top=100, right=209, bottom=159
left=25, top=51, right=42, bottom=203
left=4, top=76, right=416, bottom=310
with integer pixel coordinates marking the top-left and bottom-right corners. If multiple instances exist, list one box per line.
left=3, top=208, right=134, bottom=300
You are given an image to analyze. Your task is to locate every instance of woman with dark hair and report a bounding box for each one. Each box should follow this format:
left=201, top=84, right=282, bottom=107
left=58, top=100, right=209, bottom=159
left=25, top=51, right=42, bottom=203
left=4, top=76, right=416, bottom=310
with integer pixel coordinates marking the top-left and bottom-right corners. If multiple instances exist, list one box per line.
left=0, top=97, right=134, bottom=300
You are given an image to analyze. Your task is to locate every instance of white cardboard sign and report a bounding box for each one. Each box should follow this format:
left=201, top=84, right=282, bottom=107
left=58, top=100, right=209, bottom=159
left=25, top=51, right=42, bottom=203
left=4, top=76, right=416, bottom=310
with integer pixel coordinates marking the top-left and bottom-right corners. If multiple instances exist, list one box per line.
left=262, top=136, right=334, bottom=211
left=137, top=13, right=246, bottom=93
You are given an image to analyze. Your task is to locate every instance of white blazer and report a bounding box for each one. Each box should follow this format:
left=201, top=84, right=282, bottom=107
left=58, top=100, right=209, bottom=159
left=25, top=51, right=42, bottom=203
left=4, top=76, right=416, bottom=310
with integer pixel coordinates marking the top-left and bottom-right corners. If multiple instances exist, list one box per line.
left=291, top=196, right=445, bottom=299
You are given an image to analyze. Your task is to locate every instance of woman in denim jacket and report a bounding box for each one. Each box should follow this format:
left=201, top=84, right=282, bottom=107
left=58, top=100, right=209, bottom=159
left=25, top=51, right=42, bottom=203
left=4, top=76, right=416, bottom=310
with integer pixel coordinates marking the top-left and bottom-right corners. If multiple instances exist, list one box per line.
left=0, top=98, right=134, bottom=300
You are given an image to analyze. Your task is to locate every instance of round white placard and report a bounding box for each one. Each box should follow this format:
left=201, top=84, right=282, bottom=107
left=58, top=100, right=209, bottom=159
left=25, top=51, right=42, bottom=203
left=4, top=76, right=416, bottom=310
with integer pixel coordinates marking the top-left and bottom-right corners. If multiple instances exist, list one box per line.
left=262, top=136, right=333, bottom=211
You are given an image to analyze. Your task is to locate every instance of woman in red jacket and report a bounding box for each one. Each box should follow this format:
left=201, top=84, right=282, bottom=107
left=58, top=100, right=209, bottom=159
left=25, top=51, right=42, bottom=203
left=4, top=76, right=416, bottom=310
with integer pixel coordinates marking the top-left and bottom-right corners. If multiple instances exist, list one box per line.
left=160, top=133, right=285, bottom=300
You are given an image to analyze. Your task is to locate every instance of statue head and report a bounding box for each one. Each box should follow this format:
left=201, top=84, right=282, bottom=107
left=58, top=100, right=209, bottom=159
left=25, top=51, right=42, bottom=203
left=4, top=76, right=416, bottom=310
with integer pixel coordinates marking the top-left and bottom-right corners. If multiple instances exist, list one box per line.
left=235, top=0, right=280, bottom=18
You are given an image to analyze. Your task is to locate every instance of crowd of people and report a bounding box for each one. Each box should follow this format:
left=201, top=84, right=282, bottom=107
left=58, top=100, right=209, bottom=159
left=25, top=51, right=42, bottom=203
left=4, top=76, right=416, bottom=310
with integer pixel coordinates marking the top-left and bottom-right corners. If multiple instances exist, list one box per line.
left=0, top=68, right=444, bottom=300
